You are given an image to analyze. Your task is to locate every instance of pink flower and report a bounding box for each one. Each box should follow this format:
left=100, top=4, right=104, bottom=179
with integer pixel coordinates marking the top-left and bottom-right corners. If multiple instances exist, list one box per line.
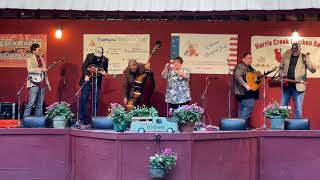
left=163, top=148, right=172, bottom=155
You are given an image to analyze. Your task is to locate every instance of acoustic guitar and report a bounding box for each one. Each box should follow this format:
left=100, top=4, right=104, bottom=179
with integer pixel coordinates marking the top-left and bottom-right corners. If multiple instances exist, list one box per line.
left=246, top=66, right=277, bottom=91
left=28, top=57, right=66, bottom=84
left=126, top=41, right=162, bottom=111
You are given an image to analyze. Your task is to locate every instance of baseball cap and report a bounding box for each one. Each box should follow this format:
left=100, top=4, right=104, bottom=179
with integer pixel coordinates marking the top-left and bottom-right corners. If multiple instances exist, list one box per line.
left=291, top=43, right=300, bottom=51
left=94, top=47, right=103, bottom=57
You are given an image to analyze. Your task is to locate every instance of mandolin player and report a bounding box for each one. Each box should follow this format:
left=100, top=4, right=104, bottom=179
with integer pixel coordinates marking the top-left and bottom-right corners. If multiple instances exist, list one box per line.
left=280, top=43, right=317, bottom=118
left=233, top=52, right=259, bottom=128
left=24, top=43, right=51, bottom=117
left=79, top=46, right=108, bottom=127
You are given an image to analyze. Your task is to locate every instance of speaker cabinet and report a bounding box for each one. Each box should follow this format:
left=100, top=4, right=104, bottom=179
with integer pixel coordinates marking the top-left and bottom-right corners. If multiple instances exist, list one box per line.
left=220, top=118, right=247, bottom=130
left=91, top=116, right=114, bottom=129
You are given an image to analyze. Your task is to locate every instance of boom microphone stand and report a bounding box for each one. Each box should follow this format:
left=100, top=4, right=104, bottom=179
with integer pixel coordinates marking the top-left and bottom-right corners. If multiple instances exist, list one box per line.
left=16, top=77, right=29, bottom=121
left=201, top=77, right=216, bottom=125
left=73, top=79, right=91, bottom=129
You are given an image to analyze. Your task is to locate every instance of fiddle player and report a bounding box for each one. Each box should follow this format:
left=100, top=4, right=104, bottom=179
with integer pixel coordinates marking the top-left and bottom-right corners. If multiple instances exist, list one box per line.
left=79, top=46, right=108, bottom=127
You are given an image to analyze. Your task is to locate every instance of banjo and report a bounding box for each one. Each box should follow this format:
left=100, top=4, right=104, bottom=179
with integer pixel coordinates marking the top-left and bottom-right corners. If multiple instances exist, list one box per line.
left=28, top=57, right=66, bottom=84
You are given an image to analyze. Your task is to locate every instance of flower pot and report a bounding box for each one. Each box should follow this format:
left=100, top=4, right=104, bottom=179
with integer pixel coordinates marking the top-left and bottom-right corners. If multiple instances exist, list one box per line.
left=113, top=121, right=127, bottom=132
left=149, top=167, right=166, bottom=178
left=180, top=122, right=195, bottom=133
left=269, top=116, right=284, bottom=130
left=52, top=116, right=67, bottom=129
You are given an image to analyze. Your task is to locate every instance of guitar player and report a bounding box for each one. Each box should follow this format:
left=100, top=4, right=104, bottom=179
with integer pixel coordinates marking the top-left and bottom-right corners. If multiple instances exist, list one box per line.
left=24, top=43, right=51, bottom=117
left=78, top=46, right=109, bottom=128
left=280, top=43, right=317, bottom=118
left=233, top=52, right=259, bottom=128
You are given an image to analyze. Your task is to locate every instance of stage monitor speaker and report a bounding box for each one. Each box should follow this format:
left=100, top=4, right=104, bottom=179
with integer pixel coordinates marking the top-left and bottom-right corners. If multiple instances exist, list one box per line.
left=285, top=118, right=310, bottom=130
left=23, top=116, right=47, bottom=128
left=91, top=116, right=114, bottom=129
left=220, top=118, right=247, bottom=131
left=0, top=102, right=16, bottom=119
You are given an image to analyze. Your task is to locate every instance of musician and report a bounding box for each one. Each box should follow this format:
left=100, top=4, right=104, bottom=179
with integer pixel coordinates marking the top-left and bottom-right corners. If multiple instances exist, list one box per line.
left=79, top=46, right=108, bottom=126
left=280, top=43, right=317, bottom=118
left=161, top=56, right=191, bottom=111
left=233, top=52, right=259, bottom=127
left=24, top=43, right=51, bottom=117
left=122, top=59, right=150, bottom=105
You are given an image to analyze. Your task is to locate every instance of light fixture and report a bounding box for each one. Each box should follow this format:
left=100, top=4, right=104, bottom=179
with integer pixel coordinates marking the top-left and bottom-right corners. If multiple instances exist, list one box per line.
left=55, top=27, right=63, bottom=39
left=291, top=30, right=299, bottom=43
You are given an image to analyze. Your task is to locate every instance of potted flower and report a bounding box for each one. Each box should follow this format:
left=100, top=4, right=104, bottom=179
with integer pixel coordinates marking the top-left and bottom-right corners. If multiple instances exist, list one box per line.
left=263, top=101, right=291, bottom=130
left=46, top=102, right=74, bottom=128
left=129, top=105, right=158, bottom=122
left=149, top=148, right=177, bottom=178
left=171, top=103, right=204, bottom=132
left=108, top=103, right=132, bottom=132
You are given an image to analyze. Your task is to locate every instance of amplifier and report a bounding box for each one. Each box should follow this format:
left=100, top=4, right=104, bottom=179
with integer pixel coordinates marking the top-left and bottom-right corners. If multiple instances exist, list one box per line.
left=0, top=102, right=16, bottom=120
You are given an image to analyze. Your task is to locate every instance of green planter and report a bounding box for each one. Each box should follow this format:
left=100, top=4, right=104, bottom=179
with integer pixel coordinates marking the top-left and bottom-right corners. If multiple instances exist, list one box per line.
left=269, top=116, right=284, bottom=130
left=149, top=167, right=166, bottom=178
left=52, top=116, right=67, bottom=129
left=113, top=121, right=127, bottom=132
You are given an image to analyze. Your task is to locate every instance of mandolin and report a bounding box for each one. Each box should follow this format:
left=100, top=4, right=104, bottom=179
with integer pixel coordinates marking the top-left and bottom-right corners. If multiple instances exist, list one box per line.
left=246, top=66, right=277, bottom=91
left=126, top=41, right=161, bottom=111
left=28, top=57, right=66, bottom=84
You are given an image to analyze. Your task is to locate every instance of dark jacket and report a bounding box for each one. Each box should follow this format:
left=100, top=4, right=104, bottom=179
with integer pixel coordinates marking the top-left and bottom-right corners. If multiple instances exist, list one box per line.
left=79, top=53, right=109, bottom=87
left=233, top=62, right=259, bottom=99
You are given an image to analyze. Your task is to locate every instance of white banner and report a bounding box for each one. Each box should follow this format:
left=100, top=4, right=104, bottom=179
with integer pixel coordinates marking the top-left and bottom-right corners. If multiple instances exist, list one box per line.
left=171, top=33, right=238, bottom=74
left=83, top=34, right=150, bottom=74
left=251, top=36, right=320, bottom=78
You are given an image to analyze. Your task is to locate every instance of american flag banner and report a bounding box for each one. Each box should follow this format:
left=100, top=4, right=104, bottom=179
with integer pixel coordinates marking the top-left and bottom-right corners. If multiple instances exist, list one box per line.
left=170, top=33, right=238, bottom=74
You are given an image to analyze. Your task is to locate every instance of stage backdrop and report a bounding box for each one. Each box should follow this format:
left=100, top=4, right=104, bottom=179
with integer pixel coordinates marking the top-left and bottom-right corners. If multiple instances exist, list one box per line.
left=170, top=33, right=238, bottom=74
left=251, top=36, right=320, bottom=78
left=0, top=34, right=47, bottom=67
left=83, top=34, right=150, bottom=74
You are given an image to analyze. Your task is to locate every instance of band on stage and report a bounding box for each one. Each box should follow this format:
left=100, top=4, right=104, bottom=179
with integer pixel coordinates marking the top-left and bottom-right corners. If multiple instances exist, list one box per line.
left=23, top=42, right=317, bottom=129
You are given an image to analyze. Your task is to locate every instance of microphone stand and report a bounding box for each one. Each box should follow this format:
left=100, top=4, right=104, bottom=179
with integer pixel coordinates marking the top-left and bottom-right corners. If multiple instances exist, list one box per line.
left=73, top=79, right=89, bottom=129
left=16, top=78, right=29, bottom=122
left=94, top=70, right=98, bottom=117
left=227, top=58, right=231, bottom=118
left=200, top=77, right=212, bottom=125
left=256, top=71, right=269, bottom=130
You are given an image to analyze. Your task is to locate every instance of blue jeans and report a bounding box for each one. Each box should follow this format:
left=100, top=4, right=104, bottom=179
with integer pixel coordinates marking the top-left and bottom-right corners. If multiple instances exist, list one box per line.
left=237, top=98, right=256, bottom=126
left=79, top=82, right=100, bottom=125
left=24, top=86, right=45, bottom=117
left=281, top=86, right=305, bottom=118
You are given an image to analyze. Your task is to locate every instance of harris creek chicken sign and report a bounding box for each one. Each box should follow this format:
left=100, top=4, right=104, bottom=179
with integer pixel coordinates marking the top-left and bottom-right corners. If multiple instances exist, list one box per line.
left=251, top=36, right=320, bottom=78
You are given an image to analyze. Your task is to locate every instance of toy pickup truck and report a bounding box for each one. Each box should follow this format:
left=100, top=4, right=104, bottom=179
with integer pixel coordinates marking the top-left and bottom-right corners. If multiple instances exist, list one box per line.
left=130, top=116, right=179, bottom=133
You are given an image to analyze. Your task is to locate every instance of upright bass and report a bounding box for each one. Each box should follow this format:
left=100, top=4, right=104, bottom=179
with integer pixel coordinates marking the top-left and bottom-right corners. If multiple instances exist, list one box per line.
left=126, top=41, right=161, bottom=111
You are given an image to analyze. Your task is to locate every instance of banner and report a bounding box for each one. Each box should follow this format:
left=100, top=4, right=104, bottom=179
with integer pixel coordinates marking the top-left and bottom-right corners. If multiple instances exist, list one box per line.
left=0, top=34, right=47, bottom=67
left=83, top=34, right=150, bottom=74
left=251, top=36, right=320, bottom=78
left=170, top=33, right=238, bottom=74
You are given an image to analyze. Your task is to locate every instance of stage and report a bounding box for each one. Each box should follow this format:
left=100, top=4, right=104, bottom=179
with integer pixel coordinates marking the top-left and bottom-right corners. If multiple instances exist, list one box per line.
left=1, top=129, right=320, bottom=180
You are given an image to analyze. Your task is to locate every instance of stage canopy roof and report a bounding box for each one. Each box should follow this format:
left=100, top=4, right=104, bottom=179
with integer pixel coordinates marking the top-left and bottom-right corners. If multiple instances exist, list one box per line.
left=1, top=0, right=320, bottom=11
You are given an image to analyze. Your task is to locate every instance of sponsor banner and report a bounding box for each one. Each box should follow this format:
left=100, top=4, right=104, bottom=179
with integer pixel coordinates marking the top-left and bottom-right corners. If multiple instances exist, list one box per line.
left=0, top=34, right=47, bottom=67
left=84, top=34, right=150, bottom=74
left=252, top=36, right=320, bottom=78
left=171, top=33, right=238, bottom=74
